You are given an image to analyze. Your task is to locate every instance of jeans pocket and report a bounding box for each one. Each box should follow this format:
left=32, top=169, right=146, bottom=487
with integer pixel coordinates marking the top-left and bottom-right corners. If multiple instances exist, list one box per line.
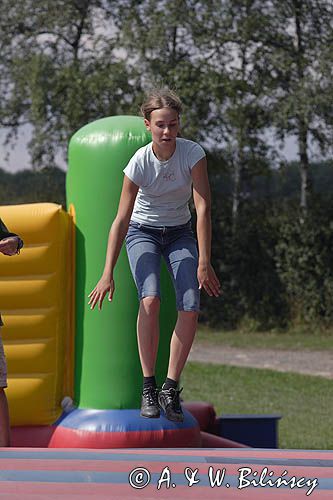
left=129, top=221, right=141, bottom=229
left=126, top=222, right=140, bottom=242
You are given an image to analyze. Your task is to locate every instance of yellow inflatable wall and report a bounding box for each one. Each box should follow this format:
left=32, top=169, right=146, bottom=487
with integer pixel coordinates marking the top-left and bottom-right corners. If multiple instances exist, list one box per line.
left=0, top=203, right=74, bottom=425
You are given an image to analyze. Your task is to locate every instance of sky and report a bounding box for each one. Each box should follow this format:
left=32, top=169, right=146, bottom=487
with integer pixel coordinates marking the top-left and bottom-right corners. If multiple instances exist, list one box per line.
left=0, top=125, right=66, bottom=172
left=0, top=125, right=300, bottom=173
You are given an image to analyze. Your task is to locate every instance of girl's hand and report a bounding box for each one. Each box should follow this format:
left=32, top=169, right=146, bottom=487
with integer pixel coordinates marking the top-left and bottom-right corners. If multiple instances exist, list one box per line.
left=197, top=263, right=221, bottom=297
left=88, top=276, right=115, bottom=310
left=0, top=237, right=20, bottom=256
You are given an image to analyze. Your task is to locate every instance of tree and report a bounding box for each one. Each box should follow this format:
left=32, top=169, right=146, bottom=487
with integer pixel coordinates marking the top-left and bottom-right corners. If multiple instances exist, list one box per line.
left=264, top=0, right=333, bottom=214
left=0, top=0, right=137, bottom=168
left=186, top=0, right=277, bottom=225
left=112, top=0, right=213, bottom=143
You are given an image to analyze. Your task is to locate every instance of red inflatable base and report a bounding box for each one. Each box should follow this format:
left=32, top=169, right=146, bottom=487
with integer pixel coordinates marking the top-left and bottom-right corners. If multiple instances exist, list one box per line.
left=49, top=425, right=201, bottom=448
left=11, top=401, right=248, bottom=449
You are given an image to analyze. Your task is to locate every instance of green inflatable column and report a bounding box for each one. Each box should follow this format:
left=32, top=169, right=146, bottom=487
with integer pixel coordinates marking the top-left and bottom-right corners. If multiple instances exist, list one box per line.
left=66, top=116, right=177, bottom=410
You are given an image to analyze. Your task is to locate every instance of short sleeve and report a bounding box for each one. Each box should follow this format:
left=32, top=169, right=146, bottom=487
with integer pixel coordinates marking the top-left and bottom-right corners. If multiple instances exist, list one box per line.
left=188, top=142, right=206, bottom=170
left=0, top=218, right=17, bottom=240
left=123, top=152, right=144, bottom=187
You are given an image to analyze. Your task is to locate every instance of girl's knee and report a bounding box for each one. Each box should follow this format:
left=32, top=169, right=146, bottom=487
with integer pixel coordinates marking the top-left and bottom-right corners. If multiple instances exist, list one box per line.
left=140, top=296, right=160, bottom=316
left=178, top=310, right=199, bottom=322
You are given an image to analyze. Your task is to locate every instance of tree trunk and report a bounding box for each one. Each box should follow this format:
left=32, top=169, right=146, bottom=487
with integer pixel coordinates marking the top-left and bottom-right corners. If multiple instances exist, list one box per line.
left=232, top=158, right=241, bottom=227
left=293, top=0, right=311, bottom=216
left=298, top=120, right=311, bottom=215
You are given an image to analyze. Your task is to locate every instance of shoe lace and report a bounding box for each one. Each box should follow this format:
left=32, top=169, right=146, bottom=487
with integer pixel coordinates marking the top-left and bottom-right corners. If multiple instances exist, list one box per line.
left=143, top=386, right=158, bottom=405
left=163, top=387, right=183, bottom=411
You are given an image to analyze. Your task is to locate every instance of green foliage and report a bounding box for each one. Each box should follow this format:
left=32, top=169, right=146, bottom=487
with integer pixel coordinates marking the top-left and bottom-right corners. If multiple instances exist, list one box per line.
left=2, top=159, right=333, bottom=329
left=200, top=194, right=289, bottom=329
left=263, top=0, right=333, bottom=211
left=1, top=0, right=332, bottom=206
left=0, top=167, right=66, bottom=206
left=1, top=0, right=333, bottom=330
left=275, top=202, right=333, bottom=324
left=200, top=162, right=333, bottom=329
left=0, top=0, right=137, bottom=168
left=115, top=0, right=212, bottom=141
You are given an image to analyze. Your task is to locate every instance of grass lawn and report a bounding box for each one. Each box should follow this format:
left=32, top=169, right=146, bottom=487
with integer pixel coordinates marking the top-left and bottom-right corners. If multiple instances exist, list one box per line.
left=182, top=361, right=333, bottom=450
left=195, top=324, right=333, bottom=351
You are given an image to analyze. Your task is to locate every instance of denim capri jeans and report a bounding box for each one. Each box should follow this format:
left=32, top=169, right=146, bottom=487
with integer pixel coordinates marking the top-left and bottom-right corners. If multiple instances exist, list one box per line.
left=125, top=220, right=200, bottom=312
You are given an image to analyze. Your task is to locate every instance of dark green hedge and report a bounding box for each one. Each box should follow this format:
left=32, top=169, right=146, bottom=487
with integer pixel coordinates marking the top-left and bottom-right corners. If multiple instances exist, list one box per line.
left=1, top=164, right=333, bottom=329
left=199, top=191, right=333, bottom=329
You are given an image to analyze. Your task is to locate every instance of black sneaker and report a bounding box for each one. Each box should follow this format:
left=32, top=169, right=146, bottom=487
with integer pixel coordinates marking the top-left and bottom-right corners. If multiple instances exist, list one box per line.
left=158, top=387, right=184, bottom=422
left=140, top=386, right=160, bottom=418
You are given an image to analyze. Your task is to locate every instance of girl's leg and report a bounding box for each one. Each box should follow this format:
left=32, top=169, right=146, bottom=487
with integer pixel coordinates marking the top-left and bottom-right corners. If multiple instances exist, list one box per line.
left=137, top=296, right=160, bottom=377
left=0, top=388, right=10, bottom=446
left=125, top=223, right=162, bottom=417
left=160, top=226, right=200, bottom=421
left=137, top=296, right=161, bottom=418
left=126, top=224, right=162, bottom=378
left=167, top=310, right=198, bottom=381
left=158, top=311, right=198, bottom=422
left=163, top=226, right=200, bottom=381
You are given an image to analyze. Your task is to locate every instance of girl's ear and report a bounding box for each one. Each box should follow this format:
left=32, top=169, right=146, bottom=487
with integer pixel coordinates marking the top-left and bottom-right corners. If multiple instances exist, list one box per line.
left=144, top=119, right=151, bottom=131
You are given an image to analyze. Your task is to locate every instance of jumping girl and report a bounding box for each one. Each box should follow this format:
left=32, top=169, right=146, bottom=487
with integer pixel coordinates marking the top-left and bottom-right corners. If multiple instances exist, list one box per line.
left=89, top=89, right=221, bottom=422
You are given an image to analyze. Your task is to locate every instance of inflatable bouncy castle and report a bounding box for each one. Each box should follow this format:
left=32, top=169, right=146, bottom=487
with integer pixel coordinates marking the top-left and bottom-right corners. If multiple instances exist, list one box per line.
left=0, top=116, right=244, bottom=448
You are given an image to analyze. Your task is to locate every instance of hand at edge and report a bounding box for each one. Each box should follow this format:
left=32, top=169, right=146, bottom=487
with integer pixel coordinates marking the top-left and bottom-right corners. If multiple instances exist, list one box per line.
left=198, top=263, right=222, bottom=297
left=0, top=237, right=20, bottom=256
left=88, top=276, right=115, bottom=311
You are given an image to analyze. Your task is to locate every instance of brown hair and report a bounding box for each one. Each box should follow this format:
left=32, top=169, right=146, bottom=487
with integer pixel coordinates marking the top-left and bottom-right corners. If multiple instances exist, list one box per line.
left=140, top=89, right=183, bottom=120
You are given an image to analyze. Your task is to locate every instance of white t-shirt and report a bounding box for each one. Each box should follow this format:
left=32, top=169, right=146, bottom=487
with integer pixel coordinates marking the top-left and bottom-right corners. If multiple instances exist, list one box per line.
left=123, top=138, right=206, bottom=226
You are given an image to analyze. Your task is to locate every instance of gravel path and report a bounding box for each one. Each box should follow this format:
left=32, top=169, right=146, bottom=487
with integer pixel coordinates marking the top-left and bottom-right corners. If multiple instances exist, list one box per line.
left=189, top=344, right=333, bottom=379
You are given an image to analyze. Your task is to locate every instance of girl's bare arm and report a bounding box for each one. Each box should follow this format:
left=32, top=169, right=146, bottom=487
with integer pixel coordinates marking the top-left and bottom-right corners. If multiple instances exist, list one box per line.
left=192, top=157, right=221, bottom=297
left=88, top=176, right=139, bottom=310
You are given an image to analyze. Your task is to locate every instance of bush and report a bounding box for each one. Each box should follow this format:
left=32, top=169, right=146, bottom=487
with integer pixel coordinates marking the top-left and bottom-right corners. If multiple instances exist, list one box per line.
left=200, top=197, right=288, bottom=329
left=275, top=201, right=333, bottom=325
left=2, top=164, right=333, bottom=330
left=200, top=186, right=333, bottom=330
left=0, top=167, right=66, bottom=207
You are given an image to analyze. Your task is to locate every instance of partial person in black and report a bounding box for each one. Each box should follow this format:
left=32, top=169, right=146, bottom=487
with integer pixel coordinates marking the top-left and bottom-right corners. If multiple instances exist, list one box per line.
left=0, top=218, right=23, bottom=446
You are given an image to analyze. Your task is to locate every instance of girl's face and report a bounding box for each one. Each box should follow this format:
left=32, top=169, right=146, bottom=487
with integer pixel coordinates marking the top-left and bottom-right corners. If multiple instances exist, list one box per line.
left=144, top=107, right=180, bottom=156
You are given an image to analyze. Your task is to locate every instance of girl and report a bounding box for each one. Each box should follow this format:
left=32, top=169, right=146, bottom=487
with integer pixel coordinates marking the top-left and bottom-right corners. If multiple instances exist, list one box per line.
left=89, top=89, right=221, bottom=422
left=0, top=218, right=24, bottom=446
